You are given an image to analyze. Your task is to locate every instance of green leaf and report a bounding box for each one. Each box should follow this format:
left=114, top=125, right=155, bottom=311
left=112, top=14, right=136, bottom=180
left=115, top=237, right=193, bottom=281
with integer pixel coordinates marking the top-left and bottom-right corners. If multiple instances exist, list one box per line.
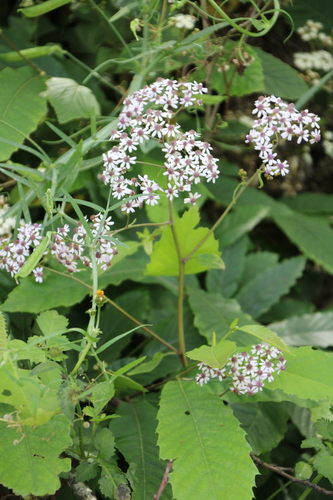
left=186, top=340, right=236, bottom=368
left=0, top=67, right=46, bottom=161
left=252, top=47, right=309, bottom=99
left=0, top=413, right=71, bottom=497
left=211, top=43, right=265, bottom=97
left=206, top=236, right=248, bottom=298
left=128, top=351, right=169, bottom=375
left=0, top=311, right=7, bottom=360
left=98, top=460, right=130, bottom=500
left=273, top=211, right=333, bottom=274
left=268, top=347, right=333, bottom=401
left=111, top=399, right=172, bottom=500
left=281, top=193, right=333, bottom=215
left=146, top=207, right=220, bottom=276
left=235, top=256, right=306, bottom=318
left=95, top=428, right=115, bottom=461
left=0, top=364, right=60, bottom=426
left=187, top=288, right=256, bottom=343
left=75, top=461, right=99, bottom=482
left=215, top=205, right=271, bottom=246
left=36, top=310, right=68, bottom=335
left=237, top=325, right=291, bottom=353
left=18, top=0, right=72, bottom=16
left=230, top=402, right=289, bottom=454
left=313, top=449, right=333, bottom=483
left=157, top=380, right=256, bottom=499
left=314, top=419, right=333, bottom=440
left=90, top=381, right=115, bottom=415
left=295, top=461, right=313, bottom=480
left=268, top=312, right=333, bottom=347
left=240, top=251, right=279, bottom=288
left=45, top=77, right=101, bottom=123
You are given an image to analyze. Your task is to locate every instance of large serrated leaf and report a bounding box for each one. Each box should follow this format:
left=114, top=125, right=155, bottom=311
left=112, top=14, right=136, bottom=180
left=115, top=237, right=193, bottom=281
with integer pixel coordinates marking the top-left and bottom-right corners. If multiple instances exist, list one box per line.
left=268, top=312, right=333, bottom=347
left=187, top=288, right=257, bottom=343
left=215, top=205, right=271, bottom=246
left=0, top=67, right=46, bottom=161
left=237, top=324, right=291, bottom=353
left=45, top=77, right=101, bottom=123
left=0, top=412, right=71, bottom=497
left=253, top=47, right=309, bottom=99
left=146, top=207, right=220, bottom=276
left=36, top=310, right=68, bottom=335
left=273, top=212, right=333, bottom=274
left=230, top=402, right=289, bottom=454
left=269, top=347, right=333, bottom=401
left=206, top=236, right=248, bottom=298
left=157, top=380, right=257, bottom=499
left=235, top=256, right=306, bottom=319
left=110, top=399, right=172, bottom=500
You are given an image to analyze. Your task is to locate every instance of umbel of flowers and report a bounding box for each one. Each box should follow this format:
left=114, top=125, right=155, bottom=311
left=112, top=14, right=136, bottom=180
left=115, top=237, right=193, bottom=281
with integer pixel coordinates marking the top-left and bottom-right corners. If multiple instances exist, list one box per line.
left=101, top=78, right=220, bottom=213
left=196, top=344, right=286, bottom=395
left=0, top=214, right=117, bottom=283
left=246, top=95, right=321, bottom=177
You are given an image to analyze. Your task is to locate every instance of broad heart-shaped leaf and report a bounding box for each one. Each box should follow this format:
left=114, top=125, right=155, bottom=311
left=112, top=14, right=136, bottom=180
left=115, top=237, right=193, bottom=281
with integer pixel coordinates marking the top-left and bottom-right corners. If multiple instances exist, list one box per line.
left=186, top=340, right=236, bottom=368
left=36, top=309, right=68, bottom=335
left=210, top=42, right=264, bottom=97
left=268, top=347, right=333, bottom=402
left=45, top=77, right=101, bottom=123
left=110, top=399, right=172, bottom=500
left=237, top=325, right=291, bottom=353
left=230, top=402, right=289, bottom=455
left=268, top=311, right=333, bottom=347
left=146, top=207, right=220, bottom=276
left=187, top=287, right=257, bottom=344
left=273, top=211, right=333, bottom=275
left=0, top=66, right=46, bottom=161
left=235, top=256, right=306, bottom=319
left=157, top=380, right=256, bottom=500
left=252, top=47, right=309, bottom=99
left=0, top=412, right=71, bottom=497
left=0, top=242, right=140, bottom=313
left=0, top=363, right=60, bottom=426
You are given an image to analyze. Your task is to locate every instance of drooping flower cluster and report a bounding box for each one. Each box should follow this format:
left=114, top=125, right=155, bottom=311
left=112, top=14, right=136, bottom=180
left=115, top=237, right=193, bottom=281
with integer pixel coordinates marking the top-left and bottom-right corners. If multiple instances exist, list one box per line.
left=245, top=95, right=321, bottom=176
left=196, top=344, right=286, bottom=395
left=0, top=213, right=118, bottom=283
left=101, top=78, right=220, bottom=213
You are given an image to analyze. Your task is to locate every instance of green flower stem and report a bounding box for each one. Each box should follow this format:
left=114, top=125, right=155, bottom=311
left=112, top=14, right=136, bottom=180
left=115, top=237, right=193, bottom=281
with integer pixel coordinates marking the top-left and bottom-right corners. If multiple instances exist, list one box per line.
left=267, top=481, right=292, bottom=500
left=105, top=296, right=179, bottom=354
left=297, top=474, right=323, bottom=500
left=184, top=170, right=260, bottom=263
left=168, top=199, right=187, bottom=366
left=70, top=338, right=93, bottom=376
left=86, top=0, right=133, bottom=58
left=205, top=0, right=280, bottom=37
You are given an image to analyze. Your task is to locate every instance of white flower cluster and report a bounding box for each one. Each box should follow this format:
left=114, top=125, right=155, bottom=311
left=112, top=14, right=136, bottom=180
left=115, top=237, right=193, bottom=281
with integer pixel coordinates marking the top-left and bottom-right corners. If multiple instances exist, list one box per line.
left=171, top=14, right=197, bottom=30
left=0, top=214, right=118, bottom=283
left=0, top=223, right=43, bottom=279
left=245, top=95, right=321, bottom=176
left=0, top=196, right=18, bottom=237
left=297, top=20, right=333, bottom=46
left=101, top=78, right=220, bottom=213
left=294, top=50, right=333, bottom=73
left=196, top=344, right=286, bottom=395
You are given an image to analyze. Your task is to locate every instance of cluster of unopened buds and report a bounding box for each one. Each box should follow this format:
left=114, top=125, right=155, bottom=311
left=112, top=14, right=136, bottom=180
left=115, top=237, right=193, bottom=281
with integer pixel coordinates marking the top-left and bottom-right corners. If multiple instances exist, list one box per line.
left=0, top=213, right=117, bottom=283
left=196, top=344, right=286, bottom=395
left=246, top=95, right=321, bottom=177
left=101, top=78, right=220, bottom=213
